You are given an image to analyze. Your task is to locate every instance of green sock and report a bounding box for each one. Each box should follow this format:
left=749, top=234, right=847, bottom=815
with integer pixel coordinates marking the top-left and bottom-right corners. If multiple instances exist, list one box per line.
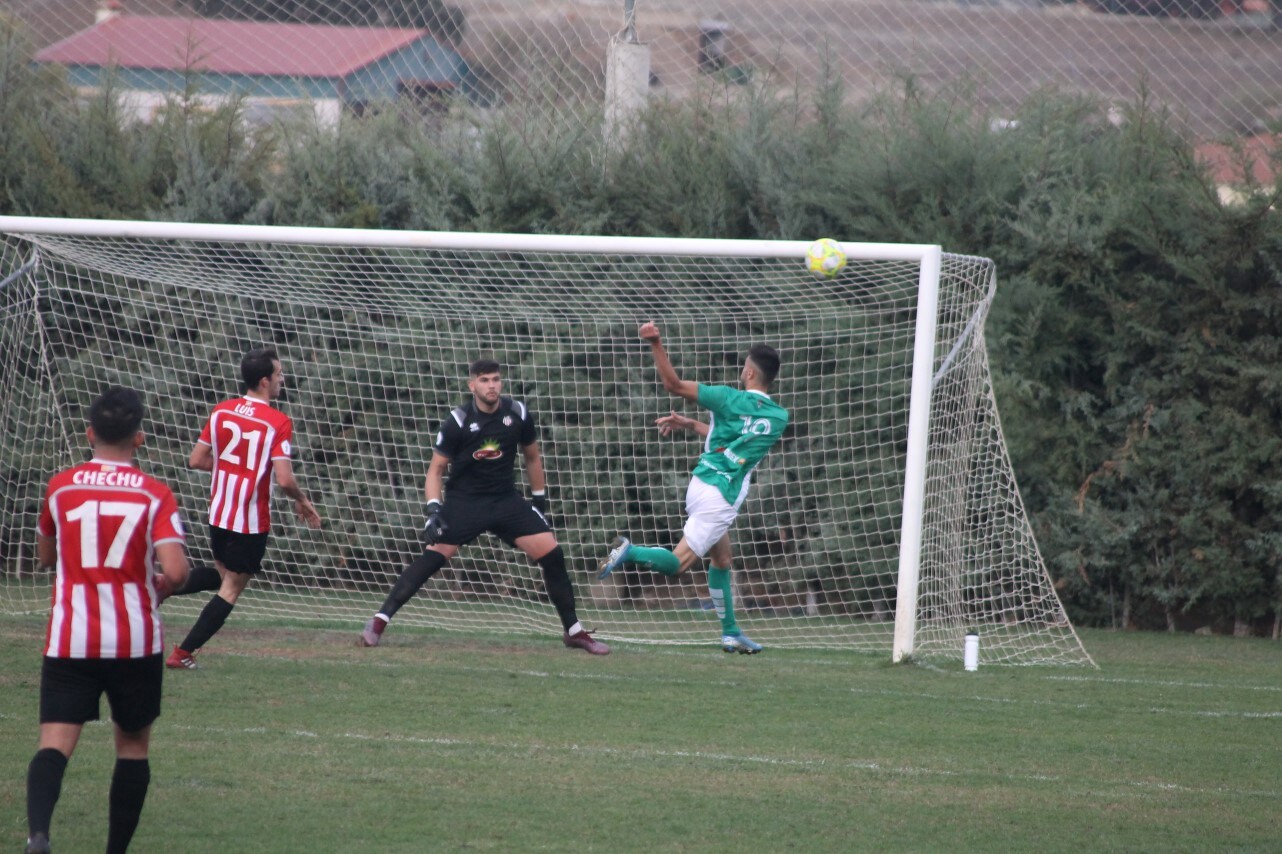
left=627, top=545, right=681, bottom=576
left=707, top=567, right=738, bottom=635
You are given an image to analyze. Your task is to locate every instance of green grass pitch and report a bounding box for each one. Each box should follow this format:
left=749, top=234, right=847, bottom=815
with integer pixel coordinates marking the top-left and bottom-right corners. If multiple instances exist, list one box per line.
left=1, top=617, right=1277, bottom=852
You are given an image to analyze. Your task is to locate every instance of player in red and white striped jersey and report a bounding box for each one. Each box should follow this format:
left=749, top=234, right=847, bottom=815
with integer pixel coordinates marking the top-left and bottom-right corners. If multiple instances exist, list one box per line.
left=164, top=348, right=321, bottom=670
left=201, top=390, right=293, bottom=534
left=25, top=386, right=190, bottom=854
left=39, top=456, right=184, bottom=659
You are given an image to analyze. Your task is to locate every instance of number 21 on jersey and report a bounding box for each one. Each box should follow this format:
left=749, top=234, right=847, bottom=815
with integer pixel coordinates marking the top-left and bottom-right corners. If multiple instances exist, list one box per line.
left=218, top=420, right=265, bottom=470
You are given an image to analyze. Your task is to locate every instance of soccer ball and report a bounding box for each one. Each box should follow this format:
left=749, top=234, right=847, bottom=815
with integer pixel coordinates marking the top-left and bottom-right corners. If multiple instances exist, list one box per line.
left=806, top=238, right=846, bottom=279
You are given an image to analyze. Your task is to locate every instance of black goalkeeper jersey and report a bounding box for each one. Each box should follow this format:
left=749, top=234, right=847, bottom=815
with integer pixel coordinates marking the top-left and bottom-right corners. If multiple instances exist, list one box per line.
left=433, top=396, right=537, bottom=497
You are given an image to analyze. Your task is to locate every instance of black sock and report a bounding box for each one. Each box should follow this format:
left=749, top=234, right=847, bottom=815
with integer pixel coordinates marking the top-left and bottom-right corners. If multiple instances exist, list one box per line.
left=537, top=547, right=578, bottom=631
left=174, top=565, right=222, bottom=596
left=26, top=747, right=68, bottom=838
left=378, top=550, right=447, bottom=619
left=106, top=758, right=150, bottom=854
left=180, top=594, right=235, bottom=652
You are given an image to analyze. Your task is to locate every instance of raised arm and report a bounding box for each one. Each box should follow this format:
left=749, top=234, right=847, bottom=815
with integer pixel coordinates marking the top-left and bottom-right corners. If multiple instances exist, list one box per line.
left=640, top=321, right=699, bottom=403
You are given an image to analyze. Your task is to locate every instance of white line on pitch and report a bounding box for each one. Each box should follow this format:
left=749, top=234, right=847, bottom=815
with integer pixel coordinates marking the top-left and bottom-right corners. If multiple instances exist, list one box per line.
left=1045, top=674, right=1282, bottom=693
left=1147, top=708, right=1282, bottom=719
left=164, top=721, right=1282, bottom=801
left=848, top=686, right=1281, bottom=718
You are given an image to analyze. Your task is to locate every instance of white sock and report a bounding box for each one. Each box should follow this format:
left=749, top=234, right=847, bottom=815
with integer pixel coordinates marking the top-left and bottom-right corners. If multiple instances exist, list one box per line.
left=567, top=621, right=583, bottom=636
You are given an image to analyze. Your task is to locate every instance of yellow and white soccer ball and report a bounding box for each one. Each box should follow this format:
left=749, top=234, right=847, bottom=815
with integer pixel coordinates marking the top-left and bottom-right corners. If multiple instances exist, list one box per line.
left=806, top=238, right=846, bottom=279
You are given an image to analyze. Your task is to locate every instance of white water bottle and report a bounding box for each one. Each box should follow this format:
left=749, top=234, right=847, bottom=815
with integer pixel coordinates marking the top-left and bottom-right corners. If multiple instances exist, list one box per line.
left=964, top=631, right=979, bottom=671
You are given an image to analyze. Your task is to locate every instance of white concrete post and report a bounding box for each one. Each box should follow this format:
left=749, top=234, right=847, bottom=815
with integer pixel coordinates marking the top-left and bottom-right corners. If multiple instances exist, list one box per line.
left=604, top=37, right=650, bottom=148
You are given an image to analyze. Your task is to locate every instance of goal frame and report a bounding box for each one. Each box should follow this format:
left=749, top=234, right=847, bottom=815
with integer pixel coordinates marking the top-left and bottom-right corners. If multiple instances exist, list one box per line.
left=0, top=215, right=1078, bottom=666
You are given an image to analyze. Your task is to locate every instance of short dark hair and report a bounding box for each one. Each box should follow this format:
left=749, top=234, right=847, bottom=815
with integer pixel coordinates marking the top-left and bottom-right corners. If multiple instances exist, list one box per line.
left=747, top=344, right=781, bottom=385
left=469, top=358, right=501, bottom=377
left=241, top=347, right=279, bottom=392
left=89, top=386, right=144, bottom=444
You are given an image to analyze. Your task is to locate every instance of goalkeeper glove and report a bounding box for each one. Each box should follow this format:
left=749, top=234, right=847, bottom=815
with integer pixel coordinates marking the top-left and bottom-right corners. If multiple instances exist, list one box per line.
left=421, top=500, right=448, bottom=545
left=530, top=490, right=548, bottom=523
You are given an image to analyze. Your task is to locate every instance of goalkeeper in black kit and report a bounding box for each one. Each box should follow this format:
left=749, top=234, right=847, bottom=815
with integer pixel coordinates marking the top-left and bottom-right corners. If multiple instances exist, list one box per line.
left=360, top=358, right=609, bottom=655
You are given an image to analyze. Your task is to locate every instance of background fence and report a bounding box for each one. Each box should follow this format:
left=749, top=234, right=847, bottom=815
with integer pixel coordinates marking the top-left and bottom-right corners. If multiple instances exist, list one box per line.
left=6, top=0, right=1282, bottom=142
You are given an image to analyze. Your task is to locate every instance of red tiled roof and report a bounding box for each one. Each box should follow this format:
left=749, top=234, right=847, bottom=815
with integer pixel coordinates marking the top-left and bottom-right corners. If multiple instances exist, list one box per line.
left=35, top=15, right=431, bottom=77
left=1195, top=135, right=1279, bottom=187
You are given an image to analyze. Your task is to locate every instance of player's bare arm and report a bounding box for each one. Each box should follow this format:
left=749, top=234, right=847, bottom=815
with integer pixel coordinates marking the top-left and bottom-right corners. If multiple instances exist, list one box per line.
left=655, top=410, right=709, bottom=438
left=522, top=442, right=547, bottom=494
left=36, top=533, right=55, bottom=569
left=425, top=451, right=450, bottom=504
left=640, top=321, right=698, bottom=402
left=189, top=441, right=213, bottom=472
left=419, top=451, right=458, bottom=558
left=156, top=541, right=191, bottom=590
left=271, top=458, right=321, bottom=529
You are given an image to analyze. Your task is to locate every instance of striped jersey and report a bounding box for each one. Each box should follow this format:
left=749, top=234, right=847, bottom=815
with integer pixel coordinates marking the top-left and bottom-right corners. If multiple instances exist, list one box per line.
left=37, top=459, right=186, bottom=659
left=197, top=396, right=293, bottom=533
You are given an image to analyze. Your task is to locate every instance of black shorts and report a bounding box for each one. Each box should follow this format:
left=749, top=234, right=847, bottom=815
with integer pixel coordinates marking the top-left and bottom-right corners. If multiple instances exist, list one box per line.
left=39, top=655, right=164, bottom=733
left=439, top=491, right=551, bottom=548
left=209, top=525, right=270, bottom=575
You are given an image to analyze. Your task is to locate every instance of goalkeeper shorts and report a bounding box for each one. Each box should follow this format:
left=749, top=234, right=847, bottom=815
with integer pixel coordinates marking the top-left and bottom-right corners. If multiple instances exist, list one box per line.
left=438, top=491, right=551, bottom=547
left=681, top=478, right=741, bottom=558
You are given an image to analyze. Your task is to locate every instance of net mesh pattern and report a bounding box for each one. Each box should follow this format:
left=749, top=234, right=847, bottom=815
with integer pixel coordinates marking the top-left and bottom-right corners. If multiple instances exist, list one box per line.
left=0, top=227, right=1092, bottom=665
left=17, top=0, right=1278, bottom=139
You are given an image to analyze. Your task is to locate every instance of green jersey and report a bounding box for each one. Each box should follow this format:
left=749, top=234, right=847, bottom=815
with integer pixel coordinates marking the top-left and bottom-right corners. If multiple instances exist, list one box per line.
left=691, top=384, right=789, bottom=507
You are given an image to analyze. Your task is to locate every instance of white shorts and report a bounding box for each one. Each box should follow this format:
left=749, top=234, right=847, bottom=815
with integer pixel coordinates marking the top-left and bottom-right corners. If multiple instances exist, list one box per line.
left=681, top=478, right=740, bottom=558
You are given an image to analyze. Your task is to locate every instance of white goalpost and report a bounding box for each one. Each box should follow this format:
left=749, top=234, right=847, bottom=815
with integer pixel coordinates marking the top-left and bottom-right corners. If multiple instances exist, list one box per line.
left=0, top=216, right=1093, bottom=667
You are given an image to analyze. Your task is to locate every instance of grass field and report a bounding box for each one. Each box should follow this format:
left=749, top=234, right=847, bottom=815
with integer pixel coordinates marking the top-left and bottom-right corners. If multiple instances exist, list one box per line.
left=2, top=617, right=1278, bottom=852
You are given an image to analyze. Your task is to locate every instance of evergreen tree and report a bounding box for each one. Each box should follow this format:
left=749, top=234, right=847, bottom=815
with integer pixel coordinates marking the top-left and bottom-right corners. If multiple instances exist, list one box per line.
left=2, top=14, right=1280, bottom=633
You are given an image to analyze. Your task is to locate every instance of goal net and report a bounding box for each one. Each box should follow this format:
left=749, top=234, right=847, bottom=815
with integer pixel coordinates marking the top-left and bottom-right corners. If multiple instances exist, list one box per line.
left=0, top=217, right=1093, bottom=666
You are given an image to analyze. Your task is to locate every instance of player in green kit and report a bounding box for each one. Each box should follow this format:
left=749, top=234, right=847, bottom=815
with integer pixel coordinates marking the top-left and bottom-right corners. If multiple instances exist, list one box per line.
left=598, top=321, right=789, bottom=654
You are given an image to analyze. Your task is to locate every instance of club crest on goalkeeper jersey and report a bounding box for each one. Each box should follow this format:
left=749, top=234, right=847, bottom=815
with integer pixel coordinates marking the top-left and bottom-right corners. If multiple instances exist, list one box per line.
left=692, top=385, right=789, bottom=508
left=434, top=396, right=537, bottom=497
left=197, top=397, right=294, bottom=533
